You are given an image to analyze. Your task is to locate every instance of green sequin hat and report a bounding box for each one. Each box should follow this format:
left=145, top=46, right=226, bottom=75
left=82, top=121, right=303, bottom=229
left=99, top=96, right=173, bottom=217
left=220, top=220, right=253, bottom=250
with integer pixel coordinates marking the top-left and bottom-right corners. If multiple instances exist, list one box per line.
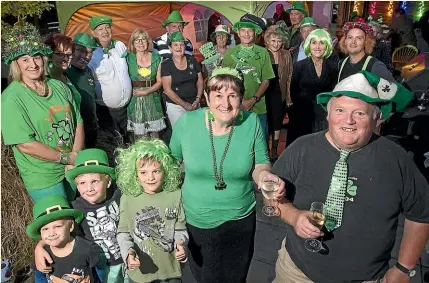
left=317, top=71, right=414, bottom=120
left=1, top=23, right=52, bottom=65
left=199, top=42, right=220, bottom=65
left=285, top=1, right=309, bottom=17
left=73, top=33, right=98, bottom=49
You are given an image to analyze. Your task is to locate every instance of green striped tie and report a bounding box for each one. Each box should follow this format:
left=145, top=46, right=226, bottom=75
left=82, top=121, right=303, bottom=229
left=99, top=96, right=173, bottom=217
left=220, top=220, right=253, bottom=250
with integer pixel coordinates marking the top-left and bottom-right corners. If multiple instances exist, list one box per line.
left=325, top=149, right=351, bottom=232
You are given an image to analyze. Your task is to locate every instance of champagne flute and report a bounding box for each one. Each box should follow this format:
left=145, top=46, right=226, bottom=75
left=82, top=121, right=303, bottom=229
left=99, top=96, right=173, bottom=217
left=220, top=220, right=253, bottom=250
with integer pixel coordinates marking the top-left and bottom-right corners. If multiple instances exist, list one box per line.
left=304, top=202, right=325, bottom=252
left=261, top=180, right=279, bottom=216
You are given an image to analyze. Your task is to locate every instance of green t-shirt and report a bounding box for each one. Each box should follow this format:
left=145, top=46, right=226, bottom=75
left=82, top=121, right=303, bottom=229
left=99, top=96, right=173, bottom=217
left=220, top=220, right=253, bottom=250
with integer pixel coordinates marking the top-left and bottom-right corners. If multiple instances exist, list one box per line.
left=67, top=66, right=97, bottom=128
left=117, top=190, right=185, bottom=282
left=1, top=79, right=83, bottom=191
left=222, top=44, right=275, bottom=115
left=169, top=108, right=269, bottom=228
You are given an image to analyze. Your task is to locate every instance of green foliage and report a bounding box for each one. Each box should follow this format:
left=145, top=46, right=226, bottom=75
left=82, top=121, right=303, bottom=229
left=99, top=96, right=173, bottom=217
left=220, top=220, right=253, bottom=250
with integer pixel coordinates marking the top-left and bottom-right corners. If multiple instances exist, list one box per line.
left=1, top=2, right=53, bottom=26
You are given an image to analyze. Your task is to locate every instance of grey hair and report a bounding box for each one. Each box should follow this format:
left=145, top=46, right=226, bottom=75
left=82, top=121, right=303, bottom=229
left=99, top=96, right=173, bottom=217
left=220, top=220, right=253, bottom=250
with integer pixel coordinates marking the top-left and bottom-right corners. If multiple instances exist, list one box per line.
left=326, top=98, right=381, bottom=120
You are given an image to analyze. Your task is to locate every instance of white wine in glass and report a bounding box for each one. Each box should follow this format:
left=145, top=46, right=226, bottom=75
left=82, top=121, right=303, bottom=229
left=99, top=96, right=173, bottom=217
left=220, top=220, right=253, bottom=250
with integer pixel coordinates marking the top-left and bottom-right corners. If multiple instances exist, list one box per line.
left=261, top=180, right=279, bottom=216
left=305, top=202, right=325, bottom=252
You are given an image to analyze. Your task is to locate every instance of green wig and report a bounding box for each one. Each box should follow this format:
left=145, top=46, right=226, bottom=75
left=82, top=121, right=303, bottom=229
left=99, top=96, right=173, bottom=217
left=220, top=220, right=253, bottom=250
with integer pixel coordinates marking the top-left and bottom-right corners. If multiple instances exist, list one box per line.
left=115, top=139, right=182, bottom=196
left=304, top=28, right=333, bottom=59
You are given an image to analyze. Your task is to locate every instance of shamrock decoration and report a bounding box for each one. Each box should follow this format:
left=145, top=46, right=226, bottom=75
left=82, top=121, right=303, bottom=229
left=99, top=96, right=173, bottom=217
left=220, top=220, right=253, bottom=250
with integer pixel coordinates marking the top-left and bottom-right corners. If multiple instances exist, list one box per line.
left=382, top=85, right=390, bottom=92
left=138, top=67, right=151, bottom=77
left=46, top=131, right=54, bottom=142
left=52, top=120, right=72, bottom=141
left=347, top=180, right=357, bottom=196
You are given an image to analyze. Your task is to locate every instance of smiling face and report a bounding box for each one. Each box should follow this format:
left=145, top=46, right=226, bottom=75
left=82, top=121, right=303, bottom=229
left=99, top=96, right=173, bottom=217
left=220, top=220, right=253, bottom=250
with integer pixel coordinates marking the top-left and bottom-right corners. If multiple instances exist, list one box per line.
left=345, top=28, right=366, bottom=55
left=136, top=159, right=164, bottom=194
left=208, top=85, right=242, bottom=126
left=310, top=37, right=327, bottom=59
left=92, top=23, right=112, bottom=46
left=71, top=44, right=92, bottom=70
left=169, top=41, right=185, bottom=57
left=16, top=55, right=45, bottom=81
left=40, top=219, right=74, bottom=248
left=215, top=33, right=228, bottom=48
left=166, top=22, right=184, bottom=34
left=267, top=34, right=283, bottom=52
left=326, top=96, right=379, bottom=151
left=133, top=36, right=149, bottom=53
left=52, top=44, right=73, bottom=72
left=238, top=27, right=255, bottom=46
left=74, top=173, right=110, bottom=204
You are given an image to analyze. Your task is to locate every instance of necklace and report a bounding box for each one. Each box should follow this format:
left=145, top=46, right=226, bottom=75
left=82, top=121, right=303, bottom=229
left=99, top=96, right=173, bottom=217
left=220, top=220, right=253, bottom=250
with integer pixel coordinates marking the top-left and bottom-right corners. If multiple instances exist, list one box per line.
left=23, top=80, right=49, bottom=97
left=208, top=113, right=235, bottom=190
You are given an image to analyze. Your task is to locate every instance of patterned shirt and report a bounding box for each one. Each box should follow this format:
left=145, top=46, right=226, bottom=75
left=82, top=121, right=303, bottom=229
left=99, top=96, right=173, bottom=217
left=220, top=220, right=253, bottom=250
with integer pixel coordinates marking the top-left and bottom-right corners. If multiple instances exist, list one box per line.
left=153, top=32, right=193, bottom=60
left=371, top=39, right=394, bottom=73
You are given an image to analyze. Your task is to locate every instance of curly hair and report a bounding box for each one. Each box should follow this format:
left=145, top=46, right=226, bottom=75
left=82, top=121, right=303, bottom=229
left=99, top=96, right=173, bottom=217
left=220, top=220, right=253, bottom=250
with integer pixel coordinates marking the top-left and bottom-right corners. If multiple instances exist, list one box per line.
left=115, top=139, right=182, bottom=196
left=304, top=29, right=333, bottom=59
left=339, top=29, right=375, bottom=55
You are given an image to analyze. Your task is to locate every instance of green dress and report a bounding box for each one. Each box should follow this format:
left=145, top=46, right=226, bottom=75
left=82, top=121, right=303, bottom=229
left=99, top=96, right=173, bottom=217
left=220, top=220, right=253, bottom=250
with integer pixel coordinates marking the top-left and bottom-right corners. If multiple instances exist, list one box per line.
left=126, top=52, right=165, bottom=136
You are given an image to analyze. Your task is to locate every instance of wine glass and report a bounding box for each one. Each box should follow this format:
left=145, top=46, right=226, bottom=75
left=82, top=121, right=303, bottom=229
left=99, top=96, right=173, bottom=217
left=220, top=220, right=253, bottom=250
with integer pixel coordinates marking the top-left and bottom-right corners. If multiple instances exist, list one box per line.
left=304, top=202, right=325, bottom=252
left=261, top=180, right=279, bottom=216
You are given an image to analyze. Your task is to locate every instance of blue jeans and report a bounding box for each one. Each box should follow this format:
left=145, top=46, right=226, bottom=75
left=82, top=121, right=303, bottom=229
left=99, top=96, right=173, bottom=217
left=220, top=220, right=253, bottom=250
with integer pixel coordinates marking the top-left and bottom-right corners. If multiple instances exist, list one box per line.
left=34, top=270, right=48, bottom=283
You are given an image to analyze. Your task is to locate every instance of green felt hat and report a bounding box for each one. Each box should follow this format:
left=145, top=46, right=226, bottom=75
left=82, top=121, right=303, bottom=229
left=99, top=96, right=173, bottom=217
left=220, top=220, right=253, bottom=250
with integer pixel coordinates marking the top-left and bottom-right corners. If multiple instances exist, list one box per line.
left=168, top=31, right=186, bottom=44
left=317, top=71, right=414, bottom=120
left=73, top=33, right=97, bottom=49
left=65, top=149, right=116, bottom=187
left=162, top=11, right=189, bottom=28
left=90, top=15, right=113, bottom=30
left=232, top=22, right=262, bottom=35
left=1, top=23, right=52, bottom=65
left=26, top=195, right=84, bottom=240
left=199, top=42, right=220, bottom=65
left=286, top=2, right=309, bottom=17
left=300, top=17, right=317, bottom=28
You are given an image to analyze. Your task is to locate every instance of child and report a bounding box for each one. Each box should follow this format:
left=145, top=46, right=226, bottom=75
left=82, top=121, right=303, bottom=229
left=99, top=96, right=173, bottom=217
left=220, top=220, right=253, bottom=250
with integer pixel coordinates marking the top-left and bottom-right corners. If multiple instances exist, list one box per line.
left=115, top=139, right=188, bottom=283
left=27, top=195, right=100, bottom=283
left=35, top=149, right=127, bottom=283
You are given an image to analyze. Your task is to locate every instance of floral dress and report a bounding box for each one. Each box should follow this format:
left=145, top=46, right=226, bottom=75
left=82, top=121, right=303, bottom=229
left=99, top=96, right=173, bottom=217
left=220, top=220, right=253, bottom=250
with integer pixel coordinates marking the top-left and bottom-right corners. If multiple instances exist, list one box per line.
left=126, top=52, right=166, bottom=136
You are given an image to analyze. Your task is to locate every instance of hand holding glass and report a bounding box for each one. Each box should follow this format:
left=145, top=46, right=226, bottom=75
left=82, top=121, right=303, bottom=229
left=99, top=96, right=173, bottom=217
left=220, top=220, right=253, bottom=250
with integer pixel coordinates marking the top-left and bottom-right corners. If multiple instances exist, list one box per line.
left=261, top=180, right=279, bottom=216
left=304, top=202, right=325, bottom=252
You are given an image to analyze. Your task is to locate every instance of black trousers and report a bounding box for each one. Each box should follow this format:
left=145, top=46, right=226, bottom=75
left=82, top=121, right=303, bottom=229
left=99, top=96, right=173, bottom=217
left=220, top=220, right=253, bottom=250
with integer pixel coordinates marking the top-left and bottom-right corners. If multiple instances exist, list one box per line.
left=96, top=104, right=128, bottom=139
left=186, top=211, right=256, bottom=283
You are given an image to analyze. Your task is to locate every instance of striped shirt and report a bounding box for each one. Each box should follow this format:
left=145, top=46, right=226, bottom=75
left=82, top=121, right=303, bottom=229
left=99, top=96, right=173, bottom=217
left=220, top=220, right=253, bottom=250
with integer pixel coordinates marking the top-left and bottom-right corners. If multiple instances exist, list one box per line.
left=153, top=32, right=194, bottom=60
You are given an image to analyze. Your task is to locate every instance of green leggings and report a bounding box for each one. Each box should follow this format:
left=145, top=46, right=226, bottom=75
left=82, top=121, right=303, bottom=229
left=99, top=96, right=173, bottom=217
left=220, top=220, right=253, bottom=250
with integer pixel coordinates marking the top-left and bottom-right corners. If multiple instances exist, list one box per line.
left=28, top=179, right=76, bottom=202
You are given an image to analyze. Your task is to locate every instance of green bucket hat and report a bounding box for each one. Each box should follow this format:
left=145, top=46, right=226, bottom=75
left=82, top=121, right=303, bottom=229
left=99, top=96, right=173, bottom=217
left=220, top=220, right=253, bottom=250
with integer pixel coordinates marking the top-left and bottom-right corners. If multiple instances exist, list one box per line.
left=317, top=71, right=414, bottom=120
left=199, top=42, right=220, bottom=65
left=65, top=149, right=116, bottom=187
left=89, top=15, right=113, bottom=30
left=286, top=2, right=309, bottom=17
left=73, top=33, right=98, bottom=49
left=26, top=195, right=84, bottom=240
left=167, top=31, right=186, bottom=45
left=232, top=22, right=262, bottom=35
left=1, top=23, right=52, bottom=65
left=162, top=11, right=189, bottom=28
left=300, top=17, right=317, bottom=28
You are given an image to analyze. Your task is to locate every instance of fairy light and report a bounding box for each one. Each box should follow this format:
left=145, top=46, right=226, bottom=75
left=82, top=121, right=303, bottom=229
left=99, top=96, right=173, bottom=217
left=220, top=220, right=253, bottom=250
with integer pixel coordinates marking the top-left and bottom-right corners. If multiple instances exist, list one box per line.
left=400, top=1, right=408, bottom=13
left=353, top=1, right=360, bottom=12
left=369, top=1, right=377, bottom=16
left=417, top=1, right=425, bottom=19
left=387, top=1, right=394, bottom=18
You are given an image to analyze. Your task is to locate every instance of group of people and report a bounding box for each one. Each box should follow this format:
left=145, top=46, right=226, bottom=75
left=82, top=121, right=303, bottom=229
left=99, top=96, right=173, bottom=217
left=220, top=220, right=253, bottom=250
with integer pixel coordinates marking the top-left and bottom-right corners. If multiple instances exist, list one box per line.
left=1, top=3, right=429, bottom=283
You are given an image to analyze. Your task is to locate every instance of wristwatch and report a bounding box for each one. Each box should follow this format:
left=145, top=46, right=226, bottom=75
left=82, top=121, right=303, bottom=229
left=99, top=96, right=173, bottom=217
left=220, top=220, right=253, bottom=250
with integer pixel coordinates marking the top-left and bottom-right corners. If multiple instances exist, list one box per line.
left=395, top=262, right=416, bottom=277
left=252, top=95, right=261, bottom=103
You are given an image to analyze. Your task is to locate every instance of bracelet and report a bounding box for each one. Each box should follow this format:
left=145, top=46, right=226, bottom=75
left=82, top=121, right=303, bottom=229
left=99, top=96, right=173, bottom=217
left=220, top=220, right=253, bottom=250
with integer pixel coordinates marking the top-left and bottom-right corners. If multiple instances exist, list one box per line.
left=58, top=152, right=70, bottom=165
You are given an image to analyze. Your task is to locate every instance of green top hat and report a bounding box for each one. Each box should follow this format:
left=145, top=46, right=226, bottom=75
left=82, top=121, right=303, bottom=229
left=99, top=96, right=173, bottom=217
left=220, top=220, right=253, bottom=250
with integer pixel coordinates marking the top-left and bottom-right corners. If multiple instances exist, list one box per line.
left=286, top=2, right=309, bottom=17
left=1, top=23, right=52, bottom=65
left=26, top=195, right=84, bottom=240
left=167, top=31, right=186, bottom=45
left=65, top=149, right=116, bottom=187
left=162, top=11, right=189, bottom=28
left=317, top=71, right=414, bottom=120
left=90, top=15, right=113, bottom=30
left=199, top=42, right=221, bottom=65
left=300, top=17, right=317, bottom=28
left=73, top=33, right=98, bottom=49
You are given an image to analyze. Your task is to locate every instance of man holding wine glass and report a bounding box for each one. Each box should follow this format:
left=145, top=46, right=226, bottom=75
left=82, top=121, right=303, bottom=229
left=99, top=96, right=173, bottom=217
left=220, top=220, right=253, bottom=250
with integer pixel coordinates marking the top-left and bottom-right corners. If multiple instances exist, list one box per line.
left=271, top=71, right=429, bottom=283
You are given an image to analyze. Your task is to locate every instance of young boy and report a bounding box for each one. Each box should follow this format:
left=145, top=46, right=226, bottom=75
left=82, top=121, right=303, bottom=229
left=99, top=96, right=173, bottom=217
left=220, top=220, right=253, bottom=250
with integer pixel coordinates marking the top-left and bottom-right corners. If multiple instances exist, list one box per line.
left=27, top=195, right=100, bottom=283
left=35, top=149, right=126, bottom=283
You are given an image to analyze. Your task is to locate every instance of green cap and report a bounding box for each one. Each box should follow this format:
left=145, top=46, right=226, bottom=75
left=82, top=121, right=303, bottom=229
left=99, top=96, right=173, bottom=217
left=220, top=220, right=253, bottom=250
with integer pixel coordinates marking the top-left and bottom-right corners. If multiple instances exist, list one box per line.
left=300, top=17, right=317, bottom=28
left=90, top=15, right=113, bottom=30
left=317, top=71, right=414, bottom=120
left=65, top=149, right=116, bottom=187
left=232, top=21, right=262, bottom=35
left=73, top=33, right=97, bottom=49
left=162, top=11, right=189, bottom=28
left=26, top=195, right=84, bottom=240
left=1, top=23, right=52, bottom=65
left=168, top=31, right=186, bottom=44
left=286, top=2, right=309, bottom=17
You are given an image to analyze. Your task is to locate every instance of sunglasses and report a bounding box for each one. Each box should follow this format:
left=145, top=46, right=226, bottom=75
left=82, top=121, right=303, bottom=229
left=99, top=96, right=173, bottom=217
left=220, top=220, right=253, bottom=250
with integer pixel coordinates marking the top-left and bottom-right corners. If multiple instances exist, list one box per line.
left=54, top=52, right=73, bottom=59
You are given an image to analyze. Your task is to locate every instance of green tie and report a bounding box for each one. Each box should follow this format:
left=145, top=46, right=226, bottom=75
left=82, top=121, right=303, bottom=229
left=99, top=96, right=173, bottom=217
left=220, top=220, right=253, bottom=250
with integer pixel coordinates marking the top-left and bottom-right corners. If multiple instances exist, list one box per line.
left=325, top=149, right=351, bottom=232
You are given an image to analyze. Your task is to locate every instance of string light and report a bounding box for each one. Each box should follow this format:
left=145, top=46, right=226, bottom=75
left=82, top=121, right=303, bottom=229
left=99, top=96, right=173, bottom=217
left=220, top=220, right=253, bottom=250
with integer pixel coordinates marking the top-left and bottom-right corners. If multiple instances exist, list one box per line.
left=369, top=1, right=377, bottom=16
left=400, top=1, right=409, bottom=13
left=387, top=1, right=394, bottom=18
left=417, top=1, right=425, bottom=19
left=353, top=1, right=360, bottom=12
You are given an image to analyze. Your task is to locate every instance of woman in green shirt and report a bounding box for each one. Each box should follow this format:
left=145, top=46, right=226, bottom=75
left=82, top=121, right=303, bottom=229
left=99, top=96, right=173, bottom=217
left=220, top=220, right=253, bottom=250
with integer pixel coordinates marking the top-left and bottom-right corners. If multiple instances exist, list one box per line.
left=169, top=67, right=285, bottom=283
left=1, top=23, right=84, bottom=202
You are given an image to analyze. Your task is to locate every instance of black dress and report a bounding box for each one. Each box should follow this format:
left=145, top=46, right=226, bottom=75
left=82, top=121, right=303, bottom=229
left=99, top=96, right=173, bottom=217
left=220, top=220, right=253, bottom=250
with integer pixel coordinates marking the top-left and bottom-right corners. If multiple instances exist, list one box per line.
left=287, top=57, right=338, bottom=146
left=266, top=64, right=285, bottom=133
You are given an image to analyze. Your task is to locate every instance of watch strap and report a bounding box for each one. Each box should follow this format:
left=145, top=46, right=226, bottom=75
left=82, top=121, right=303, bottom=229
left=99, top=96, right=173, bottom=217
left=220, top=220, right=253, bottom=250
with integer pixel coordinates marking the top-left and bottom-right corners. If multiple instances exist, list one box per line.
left=395, top=262, right=416, bottom=277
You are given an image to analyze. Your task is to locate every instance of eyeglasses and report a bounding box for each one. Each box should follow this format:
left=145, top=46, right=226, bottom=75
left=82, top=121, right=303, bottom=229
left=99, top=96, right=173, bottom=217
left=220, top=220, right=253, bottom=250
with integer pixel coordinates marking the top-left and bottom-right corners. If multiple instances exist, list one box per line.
left=54, top=52, right=73, bottom=59
left=134, top=38, right=147, bottom=44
